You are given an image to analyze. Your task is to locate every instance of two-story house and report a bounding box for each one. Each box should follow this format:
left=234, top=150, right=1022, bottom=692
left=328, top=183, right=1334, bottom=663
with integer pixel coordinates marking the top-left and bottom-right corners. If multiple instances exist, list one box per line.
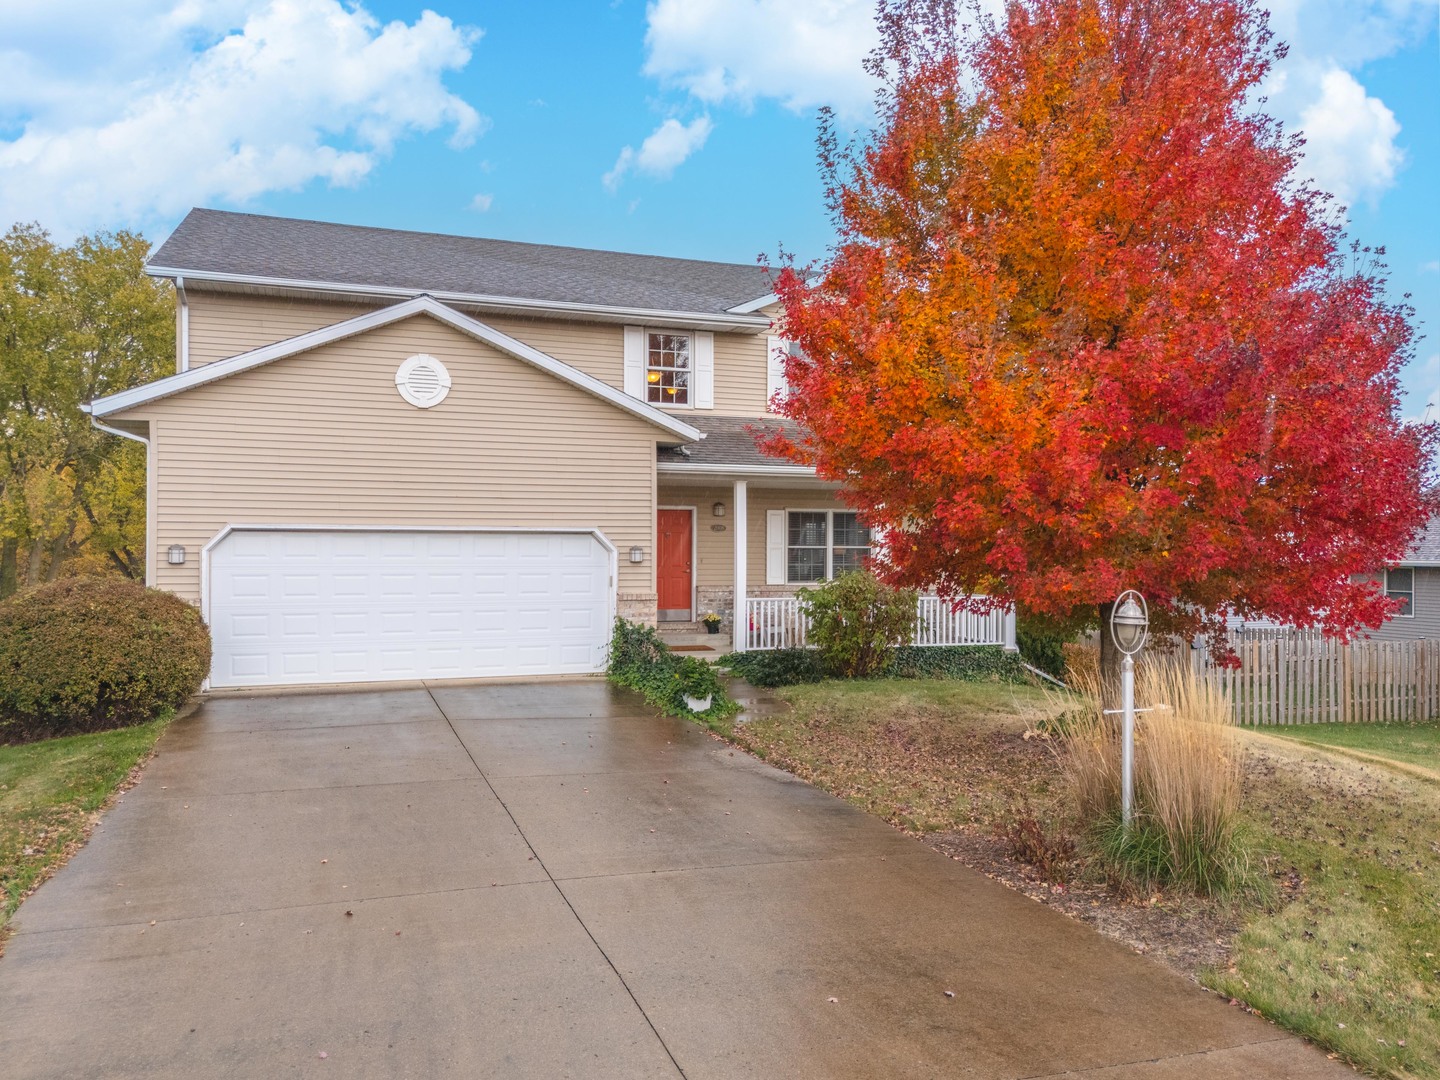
left=85, top=209, right=1002, bottom=690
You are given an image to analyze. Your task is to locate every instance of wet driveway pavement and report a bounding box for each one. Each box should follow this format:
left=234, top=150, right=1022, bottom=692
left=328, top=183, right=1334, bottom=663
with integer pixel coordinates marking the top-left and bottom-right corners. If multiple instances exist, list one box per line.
left=0, top=680, right=1351, bottom=1078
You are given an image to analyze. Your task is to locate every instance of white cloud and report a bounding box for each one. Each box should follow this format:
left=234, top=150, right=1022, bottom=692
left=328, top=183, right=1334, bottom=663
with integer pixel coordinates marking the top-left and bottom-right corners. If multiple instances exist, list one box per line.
left=638, top=0, right=1429, bottom=206
left=1289, top=66, right=1403, bottom=206
left=603, top=116, right=713, bottom=191
left=0, top=0, right=482, bottom=237
left=469, top=192, right=493, bottom=212
left=643, top=0, right=876, bottom=119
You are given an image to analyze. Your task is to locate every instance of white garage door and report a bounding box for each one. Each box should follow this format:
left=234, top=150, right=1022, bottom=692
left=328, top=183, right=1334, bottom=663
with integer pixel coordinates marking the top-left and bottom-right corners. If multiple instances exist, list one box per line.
left=208, top=529, right=613, bottom=688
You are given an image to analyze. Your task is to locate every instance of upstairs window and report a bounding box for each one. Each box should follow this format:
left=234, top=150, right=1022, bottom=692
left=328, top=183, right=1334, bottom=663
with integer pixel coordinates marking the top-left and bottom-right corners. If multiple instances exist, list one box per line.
left=1385, top=568, right=1414, bottom=617
left=646, top=332, right=691, bottom=406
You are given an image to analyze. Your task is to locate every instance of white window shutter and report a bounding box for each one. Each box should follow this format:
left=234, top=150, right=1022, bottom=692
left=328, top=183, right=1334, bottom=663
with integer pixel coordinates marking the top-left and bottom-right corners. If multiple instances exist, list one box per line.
left=694, top=331, right=714, bottom=409
left=765, top=510, right=786, bottom=585
left=623, top=326, right=645, bottom=400
left=766, top=335, right=787, bottom=408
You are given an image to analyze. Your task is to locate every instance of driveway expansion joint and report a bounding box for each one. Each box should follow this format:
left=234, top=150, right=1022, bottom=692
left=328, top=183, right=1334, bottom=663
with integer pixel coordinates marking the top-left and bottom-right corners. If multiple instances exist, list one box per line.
left=425, top=686, right=689, bottom=1079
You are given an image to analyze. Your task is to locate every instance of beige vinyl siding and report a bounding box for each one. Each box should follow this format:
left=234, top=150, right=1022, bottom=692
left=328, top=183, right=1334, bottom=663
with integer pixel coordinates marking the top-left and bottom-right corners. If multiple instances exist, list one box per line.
left=183, top=290, right=775, bottom=415
left=187, top=291, right=380, bottom=367
left=711, top=331, right=773, bottom=417
left=658, top=483, right=850, bottom=591
left=118, top=313, right=659, bottom=607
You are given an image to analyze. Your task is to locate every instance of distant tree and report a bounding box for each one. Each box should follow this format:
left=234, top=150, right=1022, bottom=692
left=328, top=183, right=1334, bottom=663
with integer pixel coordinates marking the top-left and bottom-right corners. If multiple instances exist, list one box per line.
left=767, top=0, right=1434, bottom=683
left=0, top=226, right=172, bottom=594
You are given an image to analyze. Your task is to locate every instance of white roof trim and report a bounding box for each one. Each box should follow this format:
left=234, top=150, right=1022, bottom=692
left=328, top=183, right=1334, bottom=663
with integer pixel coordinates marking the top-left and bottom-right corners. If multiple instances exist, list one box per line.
left=88, top=294, right=703, bottom=441
left=726, top=292, right=778, bottom=315
left=145, top=266, right=773, bottom=333
left=657, top=461, right=818, bottom=478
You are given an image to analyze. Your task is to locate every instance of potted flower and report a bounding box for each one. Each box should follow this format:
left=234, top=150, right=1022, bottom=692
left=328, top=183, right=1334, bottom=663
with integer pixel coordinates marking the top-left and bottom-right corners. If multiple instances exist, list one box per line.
left=674, top=656, right=722, bottom=713
left=701, top=612, right=723, bottom=634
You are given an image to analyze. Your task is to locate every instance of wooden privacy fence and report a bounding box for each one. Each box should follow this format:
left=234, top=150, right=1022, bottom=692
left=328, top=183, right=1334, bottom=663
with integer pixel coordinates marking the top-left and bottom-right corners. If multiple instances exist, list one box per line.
left=1173, top=629, right=1440, bottom=725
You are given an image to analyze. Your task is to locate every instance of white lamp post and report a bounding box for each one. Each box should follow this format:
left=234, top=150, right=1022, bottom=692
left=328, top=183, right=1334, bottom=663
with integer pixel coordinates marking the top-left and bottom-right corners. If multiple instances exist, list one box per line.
left=1109, top=590, right=1149, bottom=829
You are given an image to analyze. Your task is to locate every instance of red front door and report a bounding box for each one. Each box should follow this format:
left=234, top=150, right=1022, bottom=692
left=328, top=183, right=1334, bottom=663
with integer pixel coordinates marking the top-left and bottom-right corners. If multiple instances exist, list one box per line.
left=657, top=509, right=693, bottom=620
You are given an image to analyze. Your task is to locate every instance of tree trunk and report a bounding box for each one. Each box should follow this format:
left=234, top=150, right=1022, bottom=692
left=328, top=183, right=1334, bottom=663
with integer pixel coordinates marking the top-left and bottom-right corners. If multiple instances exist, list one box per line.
left=1098, top=600, right=1121, bottom=711
left=0, top=537, right=16, bottom=598
left=25, top=540, right=44, bottom=587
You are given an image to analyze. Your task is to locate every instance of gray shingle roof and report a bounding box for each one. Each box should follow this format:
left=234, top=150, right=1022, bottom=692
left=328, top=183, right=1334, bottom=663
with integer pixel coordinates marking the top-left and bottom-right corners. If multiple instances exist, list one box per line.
left=658, top=415, right=806, bottom=468
left=149, top=209, right=777, bottom=316
left=1400, top=517, right=1440, bottom=565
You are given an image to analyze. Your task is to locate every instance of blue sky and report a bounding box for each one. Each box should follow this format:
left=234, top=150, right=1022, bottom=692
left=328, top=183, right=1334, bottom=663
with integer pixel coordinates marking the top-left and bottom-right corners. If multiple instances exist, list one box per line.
left=1, top=1, right=1435, bottom=411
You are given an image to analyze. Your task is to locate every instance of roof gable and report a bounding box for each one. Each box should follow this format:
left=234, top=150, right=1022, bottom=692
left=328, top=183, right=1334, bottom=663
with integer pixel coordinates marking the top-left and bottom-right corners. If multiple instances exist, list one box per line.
left=149, top=209, right=777, bottom=326
left=86, top=295, right=702, bottom=442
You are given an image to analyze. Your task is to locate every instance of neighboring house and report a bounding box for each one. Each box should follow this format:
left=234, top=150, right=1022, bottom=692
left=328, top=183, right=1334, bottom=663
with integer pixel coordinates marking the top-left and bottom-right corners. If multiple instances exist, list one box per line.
left=86, top=209, right=1010, bottom=690
left=1225, top=518, right=1440, bottom=641
left=1356, top=516, right=1440, bottom=642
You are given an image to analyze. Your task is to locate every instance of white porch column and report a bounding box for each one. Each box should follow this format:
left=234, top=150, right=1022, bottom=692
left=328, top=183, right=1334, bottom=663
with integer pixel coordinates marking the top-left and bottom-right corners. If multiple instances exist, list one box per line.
left=1003, top=604, right=1018, bottom=652
left=732, top=479, right=748, bottom=652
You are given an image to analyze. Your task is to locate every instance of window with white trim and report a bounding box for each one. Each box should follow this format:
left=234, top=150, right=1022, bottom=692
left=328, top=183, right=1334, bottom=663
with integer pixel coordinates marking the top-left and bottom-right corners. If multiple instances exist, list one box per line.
left=1385, top=568, right=1414, bottom=617
left=646, top=331, right=691, bottom=406
left=786, top=510, right=871, bottom=583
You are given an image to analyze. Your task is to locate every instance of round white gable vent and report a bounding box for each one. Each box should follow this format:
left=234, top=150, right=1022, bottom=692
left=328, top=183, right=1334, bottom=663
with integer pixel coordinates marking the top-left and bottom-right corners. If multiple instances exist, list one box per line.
left=395, top=354, right=452, bottom=408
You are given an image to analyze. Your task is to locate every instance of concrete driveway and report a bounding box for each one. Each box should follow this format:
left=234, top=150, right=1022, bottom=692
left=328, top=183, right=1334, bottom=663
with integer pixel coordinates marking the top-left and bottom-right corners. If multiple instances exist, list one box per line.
left=0, top=680, right=1349, bottom=1079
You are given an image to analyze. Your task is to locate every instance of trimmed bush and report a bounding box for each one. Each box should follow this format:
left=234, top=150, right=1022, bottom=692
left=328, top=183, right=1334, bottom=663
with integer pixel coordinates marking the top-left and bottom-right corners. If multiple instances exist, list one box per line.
left=799, top=571, right=918, bottom=678
left=0, top=577, right=211, bottom=743
left=607, top=618, right=737, bottom=721
left=720, top=648, right=825, bottom=688
left=886, top=644, right=1024, bottom=681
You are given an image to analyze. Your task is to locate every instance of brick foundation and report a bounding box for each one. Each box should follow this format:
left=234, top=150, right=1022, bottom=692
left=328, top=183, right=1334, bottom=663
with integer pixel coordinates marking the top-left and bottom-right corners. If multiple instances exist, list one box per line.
left=617, top=592, right=658, bottom=626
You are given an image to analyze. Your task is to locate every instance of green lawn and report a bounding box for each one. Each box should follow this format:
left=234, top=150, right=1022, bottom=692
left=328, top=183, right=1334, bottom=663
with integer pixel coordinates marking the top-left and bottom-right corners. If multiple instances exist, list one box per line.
left=1254, top=720, right=1440, bottom=775
left=1211, top=736, right=1440, bottom=1077
left=1, top=717, right=171, bottom=933
left=717, top=677, right=1440, bottom=1079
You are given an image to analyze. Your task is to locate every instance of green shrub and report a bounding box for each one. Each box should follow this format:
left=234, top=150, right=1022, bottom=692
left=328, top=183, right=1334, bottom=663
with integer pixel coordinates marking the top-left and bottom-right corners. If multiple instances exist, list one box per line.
left=719, top=648, right=826, bottom=687
left=886, top=645, right=1024, bottom=681
left=0, top=577, right=211, bottom=743
left=799, top=571, right=918, bottom=678
left=1015, top=615, right=1071, bottom=680
left=606, top=618, right=737, bottom=720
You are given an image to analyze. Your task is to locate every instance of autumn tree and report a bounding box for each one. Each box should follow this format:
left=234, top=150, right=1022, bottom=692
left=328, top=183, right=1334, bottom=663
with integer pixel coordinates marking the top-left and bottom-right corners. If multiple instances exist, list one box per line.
left=769, top=0, right=1434, bottom=679
left=0, top=225, right=172, bottom=594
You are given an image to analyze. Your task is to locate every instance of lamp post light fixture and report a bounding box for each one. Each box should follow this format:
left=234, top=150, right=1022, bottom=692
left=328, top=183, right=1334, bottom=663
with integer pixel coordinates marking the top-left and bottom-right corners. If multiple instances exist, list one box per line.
left=1109, top=590, right=1149, bottom=830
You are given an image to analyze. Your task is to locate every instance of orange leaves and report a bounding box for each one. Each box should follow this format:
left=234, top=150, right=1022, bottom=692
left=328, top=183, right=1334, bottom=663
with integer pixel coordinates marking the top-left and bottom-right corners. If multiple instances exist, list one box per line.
left=768, top=0, right=1433, bottom=639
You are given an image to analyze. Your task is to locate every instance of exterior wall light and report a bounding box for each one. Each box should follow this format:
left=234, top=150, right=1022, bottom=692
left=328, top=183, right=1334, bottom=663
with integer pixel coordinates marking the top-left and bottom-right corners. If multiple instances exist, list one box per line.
left=629, top=546, right=644, bottom=564
left=712, top=501, right=726, bottom=517
left=167, top=544, right=187, bottom=566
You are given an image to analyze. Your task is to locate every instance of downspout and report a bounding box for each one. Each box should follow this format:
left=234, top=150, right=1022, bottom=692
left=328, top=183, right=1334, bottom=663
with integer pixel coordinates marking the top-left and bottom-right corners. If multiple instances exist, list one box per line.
left=175, top=275, right=190, bottom=373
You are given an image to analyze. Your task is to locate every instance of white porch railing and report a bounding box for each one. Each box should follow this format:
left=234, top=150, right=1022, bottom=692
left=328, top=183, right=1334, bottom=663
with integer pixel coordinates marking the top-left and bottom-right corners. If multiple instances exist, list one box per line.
left=742, top=594, right=1011, bottom=652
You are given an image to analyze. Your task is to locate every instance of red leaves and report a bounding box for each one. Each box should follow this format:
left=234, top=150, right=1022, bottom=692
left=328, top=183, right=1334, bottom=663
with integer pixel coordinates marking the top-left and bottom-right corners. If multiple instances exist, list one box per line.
left=769, top=0, right=1434, bottom=639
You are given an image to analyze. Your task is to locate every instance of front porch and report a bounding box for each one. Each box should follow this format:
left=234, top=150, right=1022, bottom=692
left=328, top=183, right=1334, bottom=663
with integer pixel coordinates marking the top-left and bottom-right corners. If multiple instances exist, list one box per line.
left=655, top=464, right=1015, bottom=655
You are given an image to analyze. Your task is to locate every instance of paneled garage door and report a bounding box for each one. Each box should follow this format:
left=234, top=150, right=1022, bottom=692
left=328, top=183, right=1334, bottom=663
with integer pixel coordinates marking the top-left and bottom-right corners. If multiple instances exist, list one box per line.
left=208, top=528, right=613, bottom=688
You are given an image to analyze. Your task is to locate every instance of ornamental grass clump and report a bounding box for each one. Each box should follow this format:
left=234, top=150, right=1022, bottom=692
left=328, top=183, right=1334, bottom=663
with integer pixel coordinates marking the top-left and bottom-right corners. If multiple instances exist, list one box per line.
left=1056, top=660, right=1246, bottom=895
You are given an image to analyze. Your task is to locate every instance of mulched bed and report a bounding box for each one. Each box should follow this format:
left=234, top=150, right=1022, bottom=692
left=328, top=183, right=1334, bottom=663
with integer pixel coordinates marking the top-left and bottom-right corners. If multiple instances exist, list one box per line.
left=923, top=829, right=1243, bottom=981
